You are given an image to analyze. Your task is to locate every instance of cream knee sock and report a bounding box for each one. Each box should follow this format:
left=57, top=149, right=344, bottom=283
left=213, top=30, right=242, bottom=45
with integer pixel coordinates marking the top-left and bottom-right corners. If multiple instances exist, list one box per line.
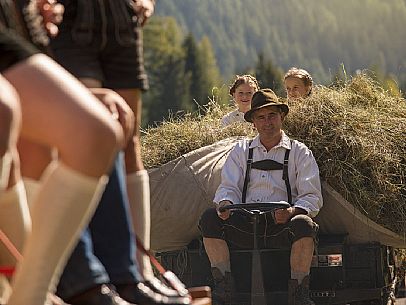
left=291, top=270, right=309, bottom=285
left=7, top=162, right=108, bottom=305
left=0, top=152, right=12, bottom=191
left=212, top=261, right=231, bottom=276
left=0, top=274, right=12, bottom=305
left=127, top=170, right=154, bottom=280
left=0, top=181, right=31, bottom=266
left=23, top=161, right=58, bottom=211
left=22, top=177, right=41, bottom=210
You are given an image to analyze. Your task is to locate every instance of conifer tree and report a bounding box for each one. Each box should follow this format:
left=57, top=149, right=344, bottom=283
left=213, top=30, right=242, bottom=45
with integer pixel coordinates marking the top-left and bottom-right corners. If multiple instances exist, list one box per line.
left=255, top=53, right=284, bottom=95
left=183, top=34, right=205, bottom=109
left=143, top=17, right=191, bottom=124
left=198, top=36, right=223, bottom=105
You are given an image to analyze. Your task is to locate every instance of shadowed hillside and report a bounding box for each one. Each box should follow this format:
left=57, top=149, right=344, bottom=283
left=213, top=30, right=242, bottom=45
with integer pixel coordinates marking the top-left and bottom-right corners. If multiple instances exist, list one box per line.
left=155, top=0, right=406, bottom=86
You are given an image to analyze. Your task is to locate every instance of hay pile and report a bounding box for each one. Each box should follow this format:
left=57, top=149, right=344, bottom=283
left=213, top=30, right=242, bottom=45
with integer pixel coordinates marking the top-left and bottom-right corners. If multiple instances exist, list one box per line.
left=141, top=74, right=406, bottom=235
left=141, top=107, right=255, bottom=168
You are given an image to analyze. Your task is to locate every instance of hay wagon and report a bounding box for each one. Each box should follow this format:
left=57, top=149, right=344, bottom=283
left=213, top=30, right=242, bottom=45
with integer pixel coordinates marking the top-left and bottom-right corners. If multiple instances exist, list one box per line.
left=149, top=139, right=405, bottom=305
left=157, top=215, right=401, bottom=305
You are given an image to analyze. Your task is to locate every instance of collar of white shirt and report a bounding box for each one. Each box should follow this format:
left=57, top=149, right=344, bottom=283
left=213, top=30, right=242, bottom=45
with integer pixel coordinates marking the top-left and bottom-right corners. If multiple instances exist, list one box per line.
left=249, top=131, right=292, bottom=151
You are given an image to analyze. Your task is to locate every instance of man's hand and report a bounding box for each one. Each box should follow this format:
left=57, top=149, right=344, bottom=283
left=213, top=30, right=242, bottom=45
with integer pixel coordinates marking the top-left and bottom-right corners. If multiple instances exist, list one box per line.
left=216, top=200, right=233, bottom=220
left=130, top=0, right=155, bottom=26
left=37, top=0, right=64, bottom=37
left=274, top=207, right=307, bottom=224
left=90, top=88, right=135, bottom=147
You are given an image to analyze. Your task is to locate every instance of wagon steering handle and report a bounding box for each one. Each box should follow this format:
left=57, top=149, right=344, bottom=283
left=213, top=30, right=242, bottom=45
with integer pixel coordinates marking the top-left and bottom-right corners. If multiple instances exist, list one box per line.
left=218, top=202, right=291, bottom=215
left=218, top=202, right=291, bottom=252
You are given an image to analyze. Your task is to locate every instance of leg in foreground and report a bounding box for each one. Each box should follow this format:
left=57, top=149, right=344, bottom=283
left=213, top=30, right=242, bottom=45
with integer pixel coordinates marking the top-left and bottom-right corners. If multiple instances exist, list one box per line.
left=4, top=54, right=123, bottom=305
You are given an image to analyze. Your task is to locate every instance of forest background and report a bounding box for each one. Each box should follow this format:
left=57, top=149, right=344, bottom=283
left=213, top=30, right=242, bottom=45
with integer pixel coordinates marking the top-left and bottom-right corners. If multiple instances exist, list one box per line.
left=141, top=0, right=406, bottom=126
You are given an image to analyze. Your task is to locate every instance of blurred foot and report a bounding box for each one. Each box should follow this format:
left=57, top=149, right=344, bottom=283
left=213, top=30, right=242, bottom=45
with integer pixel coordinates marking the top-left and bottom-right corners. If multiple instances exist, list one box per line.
left=116, top=282, right=191, bottom=305
left=67, top=284, right=135, bottom=305
left=145, top=277, right=184, bottom=297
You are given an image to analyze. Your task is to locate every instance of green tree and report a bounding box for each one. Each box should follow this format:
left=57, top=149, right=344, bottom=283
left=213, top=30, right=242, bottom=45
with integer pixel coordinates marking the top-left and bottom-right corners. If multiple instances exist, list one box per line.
left=254, top=53, right=284, bottom=95
left=183, top=33, right=224, bottom=110
left=183, top=34, right=205, bottom=109
left=143, top=17, right=191, bottom=125
left=198, top=36, right=223, bottom=104
left=156, top=0, right=406, bottom=85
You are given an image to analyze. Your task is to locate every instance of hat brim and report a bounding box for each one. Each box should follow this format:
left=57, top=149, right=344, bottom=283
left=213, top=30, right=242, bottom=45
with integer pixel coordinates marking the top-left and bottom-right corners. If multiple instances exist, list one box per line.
left=244, top=103, right=289, bottom=122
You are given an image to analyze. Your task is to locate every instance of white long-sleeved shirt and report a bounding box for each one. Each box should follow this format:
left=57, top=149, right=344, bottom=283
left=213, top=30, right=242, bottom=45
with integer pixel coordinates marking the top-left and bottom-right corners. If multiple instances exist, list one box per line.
left=221, top=109, right=246, bottom=127
left=214, top=131, right=323, bottom=217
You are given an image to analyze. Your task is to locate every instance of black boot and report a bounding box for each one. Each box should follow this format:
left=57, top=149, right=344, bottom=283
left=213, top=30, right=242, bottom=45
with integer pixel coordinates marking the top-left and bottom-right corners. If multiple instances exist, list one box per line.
left=115, top=282, right=191, bottom=305
left=211, top=267, right=233, bottom=305
left=144, top=277, right=185, bottom=297
left=66, top=284, right=135, bottom=305
left=287, top=276, right=315, bottom=305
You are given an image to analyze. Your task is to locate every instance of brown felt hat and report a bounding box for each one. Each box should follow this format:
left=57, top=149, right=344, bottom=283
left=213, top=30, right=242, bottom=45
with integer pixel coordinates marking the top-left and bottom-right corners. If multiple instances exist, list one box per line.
left=244, top=89, right=289, bottom=122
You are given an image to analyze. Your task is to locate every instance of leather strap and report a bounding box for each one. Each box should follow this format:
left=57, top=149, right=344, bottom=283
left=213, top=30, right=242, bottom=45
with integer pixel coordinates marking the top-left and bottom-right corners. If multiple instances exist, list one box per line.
left=242, top=140, right=293, bottom=205
left=241, top=140, right=253, bottom=203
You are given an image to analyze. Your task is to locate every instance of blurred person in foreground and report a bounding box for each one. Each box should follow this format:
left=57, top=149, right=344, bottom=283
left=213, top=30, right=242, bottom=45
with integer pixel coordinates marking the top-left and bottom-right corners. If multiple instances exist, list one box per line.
left=12, top=0, right=189, bottom=304
left=0, top=0, right=124, bottom=304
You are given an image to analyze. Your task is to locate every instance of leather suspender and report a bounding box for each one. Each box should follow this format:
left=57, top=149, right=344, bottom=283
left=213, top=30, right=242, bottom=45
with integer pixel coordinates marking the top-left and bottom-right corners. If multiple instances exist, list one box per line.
left=241, top=140, right=254, bottom=203
left=283, top=148, right=292, bottom=205
left=241, top=140, right=293, bottom=205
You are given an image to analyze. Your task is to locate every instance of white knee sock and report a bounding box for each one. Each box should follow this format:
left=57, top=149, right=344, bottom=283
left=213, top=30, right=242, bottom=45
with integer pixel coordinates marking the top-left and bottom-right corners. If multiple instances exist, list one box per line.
left=0, top=274, right=12, bottom=305
left=0, top=152, right=12, bottom=191
left=23, top=161, right=58, bottom=211
left=291, top=270, right=309, bottom=285
left=212, top=261, right=231, bottom=276
left=0, top=181, right=31, bottom=266
left=22, top=177, right=41, bottom=210
left=127, top=170, right=154, bottom=280
left=7, top=162, right=108, bottom=305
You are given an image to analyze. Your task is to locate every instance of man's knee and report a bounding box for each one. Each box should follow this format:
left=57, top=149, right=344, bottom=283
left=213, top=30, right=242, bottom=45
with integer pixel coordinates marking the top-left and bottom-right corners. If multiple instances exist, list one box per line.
left=199, top=207, right=222, bottom=238
left=290, top=214, right=318, bottom=242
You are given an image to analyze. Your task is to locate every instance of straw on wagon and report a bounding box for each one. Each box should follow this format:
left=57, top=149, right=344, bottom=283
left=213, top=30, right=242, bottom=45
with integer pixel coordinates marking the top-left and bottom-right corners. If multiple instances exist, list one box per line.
left=141, top=74, right=406, bottom=236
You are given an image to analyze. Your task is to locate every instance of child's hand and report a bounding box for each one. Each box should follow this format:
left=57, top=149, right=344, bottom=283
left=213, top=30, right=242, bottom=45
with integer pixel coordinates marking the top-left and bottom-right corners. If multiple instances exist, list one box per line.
left=130, top=0, right=155, bottom=26
left=90, top=88, right=135, bottom=148
left=37, top=0, right=64, bottom=37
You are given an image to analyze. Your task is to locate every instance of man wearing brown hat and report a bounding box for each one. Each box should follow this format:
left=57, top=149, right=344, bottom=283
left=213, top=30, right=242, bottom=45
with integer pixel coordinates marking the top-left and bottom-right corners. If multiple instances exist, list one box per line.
left=199, top=89, right=322, bottom=305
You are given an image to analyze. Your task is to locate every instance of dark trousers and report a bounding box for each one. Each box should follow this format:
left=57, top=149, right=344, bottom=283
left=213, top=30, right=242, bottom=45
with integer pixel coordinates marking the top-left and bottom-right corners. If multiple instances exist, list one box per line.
left=56, top=153, right=142, bottom=299
left=199, top=207, right=318, bottom=249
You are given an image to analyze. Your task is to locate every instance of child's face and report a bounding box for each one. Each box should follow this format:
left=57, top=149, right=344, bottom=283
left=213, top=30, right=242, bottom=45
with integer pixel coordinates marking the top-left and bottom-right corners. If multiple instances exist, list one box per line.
left=233, top=83, right=256, bottom=113
left=284, top=77, right=311, bottom=100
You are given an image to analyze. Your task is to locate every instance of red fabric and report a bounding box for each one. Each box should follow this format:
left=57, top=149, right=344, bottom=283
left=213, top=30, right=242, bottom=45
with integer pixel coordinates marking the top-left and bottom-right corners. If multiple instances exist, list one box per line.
left=0, top=266, right=15, bottom=276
